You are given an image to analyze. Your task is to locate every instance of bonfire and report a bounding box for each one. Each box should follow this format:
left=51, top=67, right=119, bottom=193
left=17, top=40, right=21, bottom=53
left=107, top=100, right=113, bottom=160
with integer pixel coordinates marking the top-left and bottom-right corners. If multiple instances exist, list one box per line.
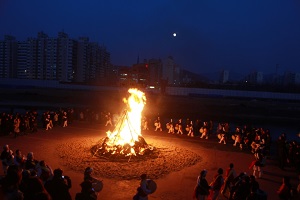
left=91, top=88, right=156, bottom=161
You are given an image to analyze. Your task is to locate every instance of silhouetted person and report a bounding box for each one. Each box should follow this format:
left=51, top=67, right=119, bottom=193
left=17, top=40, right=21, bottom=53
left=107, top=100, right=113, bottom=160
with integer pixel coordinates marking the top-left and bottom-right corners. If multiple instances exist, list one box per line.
left=23, top=176, right=51, bottom=200
left=194, top=169, right=210, bottom=200
left=1, top=165, right=24, bottom=200
left=44, top=168, right=72, bottom=200
left=209, top=168, right=224, bottom=200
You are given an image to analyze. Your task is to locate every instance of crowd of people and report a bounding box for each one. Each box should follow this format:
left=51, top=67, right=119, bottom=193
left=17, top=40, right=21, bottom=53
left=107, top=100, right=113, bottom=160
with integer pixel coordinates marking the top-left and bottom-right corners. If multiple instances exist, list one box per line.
left=1, top=144, right=299, bottom=200
left=0, top=143, right=103, bottom=200
left=0, top=108, right=76, bottom=138
left=193, top=164, right=265, bottom=200
left=0, top=107, right=300, bottom=199
left=193, top=162, right=300, bottom=200
left=148, top=116, right=300, bottom=173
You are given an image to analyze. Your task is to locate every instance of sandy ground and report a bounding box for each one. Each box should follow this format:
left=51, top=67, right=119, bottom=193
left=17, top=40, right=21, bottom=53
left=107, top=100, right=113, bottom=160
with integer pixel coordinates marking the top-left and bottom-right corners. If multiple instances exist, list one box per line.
left=0, top=121, right=299, bottom=200
left=57, top=136, right=201, bottom=180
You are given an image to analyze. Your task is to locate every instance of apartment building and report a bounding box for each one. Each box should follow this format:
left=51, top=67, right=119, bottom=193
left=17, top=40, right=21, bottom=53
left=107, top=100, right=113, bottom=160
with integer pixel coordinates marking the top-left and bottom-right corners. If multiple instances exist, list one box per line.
left=0, top=32, right=111, bottom=83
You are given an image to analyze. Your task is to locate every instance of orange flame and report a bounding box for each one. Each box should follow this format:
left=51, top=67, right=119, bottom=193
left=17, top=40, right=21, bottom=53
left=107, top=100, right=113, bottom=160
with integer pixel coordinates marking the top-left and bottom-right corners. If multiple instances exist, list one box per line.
left=105, top=88, right=146, bottom=155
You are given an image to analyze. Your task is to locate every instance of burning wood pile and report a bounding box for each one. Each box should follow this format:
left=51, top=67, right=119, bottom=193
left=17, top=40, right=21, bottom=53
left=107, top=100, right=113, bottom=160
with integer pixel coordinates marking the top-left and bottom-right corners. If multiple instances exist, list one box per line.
left=91, top=88, right=156, bottom=161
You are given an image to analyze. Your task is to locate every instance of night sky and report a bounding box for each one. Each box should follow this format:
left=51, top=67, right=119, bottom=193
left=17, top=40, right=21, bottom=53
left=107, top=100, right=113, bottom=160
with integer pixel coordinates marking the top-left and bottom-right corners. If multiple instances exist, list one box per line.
left=1, top=0, right=300, bottom=75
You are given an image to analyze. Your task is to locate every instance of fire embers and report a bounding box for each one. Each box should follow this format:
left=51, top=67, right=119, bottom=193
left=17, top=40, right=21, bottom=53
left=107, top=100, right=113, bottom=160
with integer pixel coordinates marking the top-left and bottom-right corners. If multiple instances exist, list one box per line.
left=91, top=136, right=157, bottom=161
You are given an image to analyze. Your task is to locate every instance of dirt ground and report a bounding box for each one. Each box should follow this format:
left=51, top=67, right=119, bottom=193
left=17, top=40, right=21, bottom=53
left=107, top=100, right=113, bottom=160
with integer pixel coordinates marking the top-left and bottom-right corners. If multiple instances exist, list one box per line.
left=0, top=122, right=299, bottom=200
left=0, top=88, right=300, bottom=199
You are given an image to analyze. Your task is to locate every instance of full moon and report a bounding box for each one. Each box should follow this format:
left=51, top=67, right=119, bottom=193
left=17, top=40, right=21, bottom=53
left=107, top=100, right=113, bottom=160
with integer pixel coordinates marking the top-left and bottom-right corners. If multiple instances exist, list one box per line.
left=173, top=33, right=177, bottom=37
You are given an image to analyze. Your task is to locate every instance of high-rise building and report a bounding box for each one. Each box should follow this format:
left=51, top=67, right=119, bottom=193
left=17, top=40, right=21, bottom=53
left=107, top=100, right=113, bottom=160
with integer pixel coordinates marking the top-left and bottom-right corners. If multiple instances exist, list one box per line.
left=0, top=35, right=18, bottom=78
left=44, top=36, right=58, bottom=80
left=17, top=40, right=29, bottom=79
left=20, top=32, right=58, bottom=80
left=0, top=31, right=112, bottom=84
left=57, top=32, right=75, bottom=82
left=62, top=35, right=111, bottom=84
left=75, top=37, right=89, bottom=82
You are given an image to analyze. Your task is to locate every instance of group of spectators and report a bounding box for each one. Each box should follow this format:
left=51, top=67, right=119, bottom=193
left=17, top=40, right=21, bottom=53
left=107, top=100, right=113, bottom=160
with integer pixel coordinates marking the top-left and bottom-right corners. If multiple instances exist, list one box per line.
left=0, top=144, right=101, bottom=200
left=0, top=108, right=76, bottom=137
left=0, top=143, right=298, bottom=200
left=0, top=110, right=38, bottom=137
left=194, top=162, right=300, bottom=200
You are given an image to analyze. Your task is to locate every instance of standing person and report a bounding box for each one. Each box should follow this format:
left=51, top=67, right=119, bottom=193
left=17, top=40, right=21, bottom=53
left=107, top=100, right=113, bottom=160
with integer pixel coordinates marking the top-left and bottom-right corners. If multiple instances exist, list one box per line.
left=277, top=176, right=292, bottom=200
left=45, top=115, right=52, bottom=130
left=201, top=127, right=209, bottom=139
left=209, top=168, right=224, bottom=200
left=134, top=174, right=152, bottom=200
left=22, top=176, right=51, bottom=200
left=167, top=119, right=175, bottom=134
left=249, top=146, right=265, bottom=179
left=193, top=169, right=210, bottom=200
left=176, top=119, right=183, bottom=135
left=25, top=152, right=39, bottom=172
left=142, top=117, right=149, bottom=131
left=62, top=112, right=68, bottom=127
left=221, top=163, right=236, bottom=197
left=37, top=160, right=54, bottom=184
left=1, top=165, right=24, bottom=200
left=187, top=121, right=194, bottom=137
left=84, top=167, right=103, bottom=194
left=84, top=167, right=98, bottom=183
left=44, top=168, right=72, bottom=200
left=232, top=127, right=242, bottom=148
left=228, top=172, right=247, bottom=200
left=0, top=144, right=14, bottom=175
left=105, top=112, right=113, bottom=127
left=53, top=112, right=59, bottom=127
left=13, top=116, right=20, bottom=138
left=218, top=126, right=227, bottom=145
left=79, top=111, right=84, bottom=121
left=154, top=117, right=162, bottom=132
left=200, top=121, right=209, bottom=139
left=14, top=149, right=26, bottom=168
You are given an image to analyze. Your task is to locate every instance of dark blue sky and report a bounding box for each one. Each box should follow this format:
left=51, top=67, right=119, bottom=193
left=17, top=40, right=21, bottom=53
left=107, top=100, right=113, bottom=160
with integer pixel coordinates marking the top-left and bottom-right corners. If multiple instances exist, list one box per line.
left=1, top=0, right=300, bottom=75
